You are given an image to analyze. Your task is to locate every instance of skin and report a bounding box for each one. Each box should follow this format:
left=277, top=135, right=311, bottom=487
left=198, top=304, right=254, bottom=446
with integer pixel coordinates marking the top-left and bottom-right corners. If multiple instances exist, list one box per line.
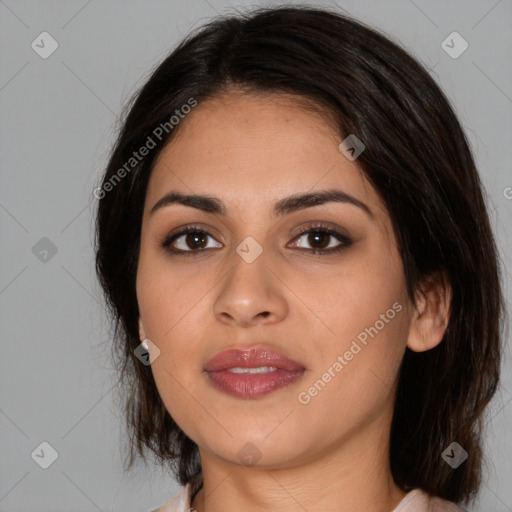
left=136, top=90, right=451, bottom=512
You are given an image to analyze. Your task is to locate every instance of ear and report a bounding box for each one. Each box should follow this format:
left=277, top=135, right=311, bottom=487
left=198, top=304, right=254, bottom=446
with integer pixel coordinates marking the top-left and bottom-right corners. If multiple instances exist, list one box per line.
left=138, top=316, right=147, bottom=342
left=407, top=271, right=452, bottom=352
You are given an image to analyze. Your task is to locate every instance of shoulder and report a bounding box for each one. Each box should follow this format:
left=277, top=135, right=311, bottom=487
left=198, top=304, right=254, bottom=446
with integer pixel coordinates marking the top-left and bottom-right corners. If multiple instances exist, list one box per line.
left=430, top=494, right=467, bottom=512
left=149, top=483, right=192, bottom=512
left=393, top=488, right=467, bottom=512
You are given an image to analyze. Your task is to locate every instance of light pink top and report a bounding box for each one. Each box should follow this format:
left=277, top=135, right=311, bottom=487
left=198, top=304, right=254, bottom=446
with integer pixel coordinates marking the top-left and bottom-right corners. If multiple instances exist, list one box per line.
left=151, top=483, right=466, bottom=511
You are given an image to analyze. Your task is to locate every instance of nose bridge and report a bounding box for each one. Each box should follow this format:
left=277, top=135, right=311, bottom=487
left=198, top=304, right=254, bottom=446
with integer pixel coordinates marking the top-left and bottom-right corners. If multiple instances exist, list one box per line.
left=223, top=238, right=271, bottom=301
left=212, top=238, right=287, bottom=326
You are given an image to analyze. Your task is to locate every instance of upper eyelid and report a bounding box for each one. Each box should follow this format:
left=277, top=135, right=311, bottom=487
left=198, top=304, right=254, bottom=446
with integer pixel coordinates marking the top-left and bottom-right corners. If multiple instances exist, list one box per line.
left=168, top=224, right=343, bottom=239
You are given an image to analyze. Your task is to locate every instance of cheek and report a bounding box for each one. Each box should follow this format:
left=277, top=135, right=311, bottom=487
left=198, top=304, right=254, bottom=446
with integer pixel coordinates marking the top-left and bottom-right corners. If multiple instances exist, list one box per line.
left=136, top=253, right=212, bottom=423
left=136, top=242, right=215, bottom=341
left=302, top=239, right=407, bottom=354
left=137, top=269, right=209, bottom=376
left=137, top=278, right=207, bottom=435
left=293, top=308, right=408, bottom=450
left=296, top=244, right=409, bottom=415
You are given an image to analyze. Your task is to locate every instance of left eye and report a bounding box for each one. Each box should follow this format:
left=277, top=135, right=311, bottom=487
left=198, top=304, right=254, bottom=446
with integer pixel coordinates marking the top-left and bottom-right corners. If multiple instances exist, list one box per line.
left=289, top=228, right=350, bottom=252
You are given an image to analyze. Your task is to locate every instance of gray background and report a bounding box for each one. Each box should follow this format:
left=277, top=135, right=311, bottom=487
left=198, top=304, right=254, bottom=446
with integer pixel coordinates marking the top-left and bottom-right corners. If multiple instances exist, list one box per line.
left=0, top=0, right=511, bottom=511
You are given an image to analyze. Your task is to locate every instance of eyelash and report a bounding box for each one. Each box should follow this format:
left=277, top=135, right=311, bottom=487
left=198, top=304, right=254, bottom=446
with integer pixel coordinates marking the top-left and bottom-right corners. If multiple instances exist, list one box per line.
left=160, top=222, right=353, bottom=257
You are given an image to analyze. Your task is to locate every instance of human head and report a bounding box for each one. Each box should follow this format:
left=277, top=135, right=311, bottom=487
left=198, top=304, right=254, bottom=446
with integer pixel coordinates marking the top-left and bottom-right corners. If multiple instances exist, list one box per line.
left=95, top=5, right=504, bottom=506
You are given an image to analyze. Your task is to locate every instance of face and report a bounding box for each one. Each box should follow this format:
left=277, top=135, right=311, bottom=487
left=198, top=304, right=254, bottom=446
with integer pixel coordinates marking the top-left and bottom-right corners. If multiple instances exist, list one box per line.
left=136, top=90, right=415, bottom=469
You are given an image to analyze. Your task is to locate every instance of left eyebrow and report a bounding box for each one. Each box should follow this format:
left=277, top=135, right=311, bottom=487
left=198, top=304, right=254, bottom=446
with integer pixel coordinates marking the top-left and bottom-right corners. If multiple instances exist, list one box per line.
left=273, top=189, right=374, bottom=219
left=150, top=188, right=374, bottom=219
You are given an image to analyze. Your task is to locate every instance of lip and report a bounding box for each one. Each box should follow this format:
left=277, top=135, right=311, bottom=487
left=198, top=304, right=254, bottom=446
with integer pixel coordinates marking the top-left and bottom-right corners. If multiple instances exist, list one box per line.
left=204, top=346, right=306, bottom=399
left=204, top=347, right=305, bottom=372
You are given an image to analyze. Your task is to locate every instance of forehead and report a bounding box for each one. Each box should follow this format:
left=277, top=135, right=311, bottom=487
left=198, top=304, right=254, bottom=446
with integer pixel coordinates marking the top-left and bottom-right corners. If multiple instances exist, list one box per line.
left=146, top=91, right=387, bottom=222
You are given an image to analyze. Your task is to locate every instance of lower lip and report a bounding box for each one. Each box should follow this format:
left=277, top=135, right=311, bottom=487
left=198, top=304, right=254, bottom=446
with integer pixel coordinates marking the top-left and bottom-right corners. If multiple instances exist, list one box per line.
left=205, top=368, right=305, bottom=399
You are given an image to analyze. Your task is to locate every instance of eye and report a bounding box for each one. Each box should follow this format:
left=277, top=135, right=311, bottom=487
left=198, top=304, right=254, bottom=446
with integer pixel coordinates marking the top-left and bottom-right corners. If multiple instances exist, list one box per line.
left=161, top=226, right=222, bottom=256
left=289, top=224, right=352, bottom=255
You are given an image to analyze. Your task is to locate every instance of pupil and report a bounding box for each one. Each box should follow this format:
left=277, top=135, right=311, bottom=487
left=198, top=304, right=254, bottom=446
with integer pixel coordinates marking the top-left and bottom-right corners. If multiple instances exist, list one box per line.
left=309, top=232, right=329, bottom=249
left=187, top=232, right=206, bottom=249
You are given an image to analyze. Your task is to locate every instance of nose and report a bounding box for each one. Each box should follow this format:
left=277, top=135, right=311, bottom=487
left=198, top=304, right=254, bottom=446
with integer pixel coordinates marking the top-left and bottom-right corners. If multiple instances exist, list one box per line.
left=212, top=251, right=288, bottom=328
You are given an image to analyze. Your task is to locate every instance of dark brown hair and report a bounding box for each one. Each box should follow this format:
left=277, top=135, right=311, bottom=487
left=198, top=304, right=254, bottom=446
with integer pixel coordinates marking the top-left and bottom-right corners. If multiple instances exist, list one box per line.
left=94, top=5, right=505, bottom=507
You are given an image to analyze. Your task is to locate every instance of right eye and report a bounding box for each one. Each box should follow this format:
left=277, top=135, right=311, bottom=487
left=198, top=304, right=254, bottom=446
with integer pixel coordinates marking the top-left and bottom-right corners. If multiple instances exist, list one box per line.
left=161, top=227, right=223, bottom=256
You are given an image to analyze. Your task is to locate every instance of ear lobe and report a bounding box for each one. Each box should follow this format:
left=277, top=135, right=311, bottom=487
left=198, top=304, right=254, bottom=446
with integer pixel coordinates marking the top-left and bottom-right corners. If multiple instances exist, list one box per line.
left=407, top=271, right=452, bottom=353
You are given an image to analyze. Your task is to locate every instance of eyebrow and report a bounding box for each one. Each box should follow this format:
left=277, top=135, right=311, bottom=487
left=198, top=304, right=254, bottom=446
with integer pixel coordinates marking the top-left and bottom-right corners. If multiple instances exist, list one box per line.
left=150, top=188, right=374, bottom=219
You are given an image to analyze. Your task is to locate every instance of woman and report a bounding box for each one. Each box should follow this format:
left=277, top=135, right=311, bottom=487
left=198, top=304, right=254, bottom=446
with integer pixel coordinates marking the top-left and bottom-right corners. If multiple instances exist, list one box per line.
left=94, top=6, right=504, bottom=511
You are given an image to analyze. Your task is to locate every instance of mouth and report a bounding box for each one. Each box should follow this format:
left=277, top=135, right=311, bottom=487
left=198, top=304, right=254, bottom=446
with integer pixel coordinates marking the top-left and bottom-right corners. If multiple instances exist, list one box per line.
left=203, top=346, right=306, bottom=399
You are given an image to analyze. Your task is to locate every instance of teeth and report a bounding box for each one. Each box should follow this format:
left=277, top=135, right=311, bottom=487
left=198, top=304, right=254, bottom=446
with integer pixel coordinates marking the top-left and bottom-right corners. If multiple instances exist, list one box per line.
left=227, top=366, right=278, bottom=374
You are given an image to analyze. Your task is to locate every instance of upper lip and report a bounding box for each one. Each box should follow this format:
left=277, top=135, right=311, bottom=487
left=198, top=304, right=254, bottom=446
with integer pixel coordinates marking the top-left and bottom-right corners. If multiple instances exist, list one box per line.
left=204, top=346, right=305, bottom=372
